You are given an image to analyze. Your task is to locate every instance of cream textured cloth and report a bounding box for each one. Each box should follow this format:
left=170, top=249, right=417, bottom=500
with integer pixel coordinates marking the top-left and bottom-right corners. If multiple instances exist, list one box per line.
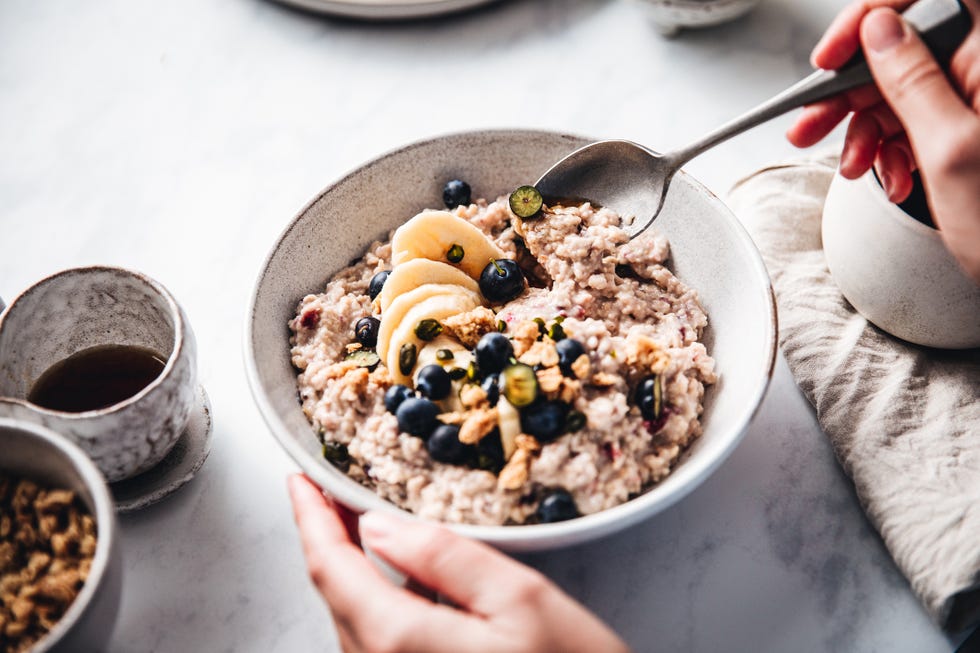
left=728, top=154, right=980, bottom=633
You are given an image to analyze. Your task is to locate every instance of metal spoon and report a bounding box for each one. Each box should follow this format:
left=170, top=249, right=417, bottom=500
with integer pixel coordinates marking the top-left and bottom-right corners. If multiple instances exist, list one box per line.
left=535, top=0, right=972, bottom=238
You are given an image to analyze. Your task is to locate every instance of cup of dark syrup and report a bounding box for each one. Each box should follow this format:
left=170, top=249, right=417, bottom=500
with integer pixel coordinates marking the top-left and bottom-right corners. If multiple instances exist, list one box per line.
left=0, top=267, right=198, bottom=482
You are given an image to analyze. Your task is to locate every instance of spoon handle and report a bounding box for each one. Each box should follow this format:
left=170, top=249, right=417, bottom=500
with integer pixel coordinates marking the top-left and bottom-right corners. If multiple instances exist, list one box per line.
left=666, top=0, right=972, bottom=169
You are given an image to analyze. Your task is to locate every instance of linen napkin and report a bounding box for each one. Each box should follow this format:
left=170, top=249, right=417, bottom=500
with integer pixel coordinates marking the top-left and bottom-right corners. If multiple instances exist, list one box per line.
left=727, top=153, right=980, bottom=633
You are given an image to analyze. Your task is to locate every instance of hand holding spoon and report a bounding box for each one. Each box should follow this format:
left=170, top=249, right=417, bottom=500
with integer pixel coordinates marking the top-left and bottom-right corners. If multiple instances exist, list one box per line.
left=535, top=0, right=972, bottom=238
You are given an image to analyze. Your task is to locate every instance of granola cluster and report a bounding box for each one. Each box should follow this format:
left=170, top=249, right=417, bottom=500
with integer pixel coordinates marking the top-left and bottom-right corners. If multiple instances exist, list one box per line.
left=0, top=476, right=97, bottom=653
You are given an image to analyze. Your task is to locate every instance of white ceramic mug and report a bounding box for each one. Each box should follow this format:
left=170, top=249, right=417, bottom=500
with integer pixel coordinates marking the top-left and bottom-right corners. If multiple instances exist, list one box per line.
left=0, top=266, right=198, bottom=481
left=822, top=170, right=980, bottom=349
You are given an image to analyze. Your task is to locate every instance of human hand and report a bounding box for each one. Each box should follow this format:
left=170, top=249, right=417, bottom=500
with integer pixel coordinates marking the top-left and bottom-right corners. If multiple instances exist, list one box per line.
left=287, top=474, right=631, bottom=653
left=786, top=0, right=980, bottom=282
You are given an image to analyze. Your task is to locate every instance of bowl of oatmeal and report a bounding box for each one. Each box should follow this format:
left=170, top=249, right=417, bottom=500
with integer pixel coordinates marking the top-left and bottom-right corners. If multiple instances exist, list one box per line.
left=245, top=129, right=776, bottom=551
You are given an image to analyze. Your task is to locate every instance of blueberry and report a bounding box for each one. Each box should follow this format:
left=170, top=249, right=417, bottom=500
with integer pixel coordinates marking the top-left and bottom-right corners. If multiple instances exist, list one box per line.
left=556, top=338, right=586, bottom=377
left=475, top=332, right=513, bottom=376
left=566, top=410, right=587, bottom=432
left=427, top=424, right=474, bottom=465
left=634, top=374, right=663, bottom=421
left=384, top=384, right=414, bottom=414
left=368, top=271, right=389, bottom=300
left=521, top=400, right=569, bottom=442
left=481, top=374, right=500, bottom=407
left=416, top=365, right=451, bottom=401
left=537, top=489, right=580, bottom=523
left=479, top=259, right=525, bottom=303
left=442, top=179, right=472, bottom=209
left=396, top=397, right=440, bottom=438
left=354, top=317, right=380, bottom=347
left=474, top=429, right=504, bottom=473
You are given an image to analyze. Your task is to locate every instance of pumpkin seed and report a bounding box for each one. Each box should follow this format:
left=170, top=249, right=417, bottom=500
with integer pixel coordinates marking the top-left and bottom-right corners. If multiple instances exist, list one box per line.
left=415, top=318, right=443, bottom=341
left=322, top=441, right=350, bottom=472
left=399, top=343, right=418, bottom=376
left=436, top=348, right=455, bottom=362
left=447, top=243, right=465, bottom=263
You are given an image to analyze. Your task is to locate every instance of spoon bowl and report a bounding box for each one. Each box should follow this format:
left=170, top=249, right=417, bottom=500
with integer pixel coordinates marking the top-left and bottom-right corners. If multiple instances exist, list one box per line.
left=535, top=140, right=676, bottom=238
left=535, top=0, right=970, bottom=237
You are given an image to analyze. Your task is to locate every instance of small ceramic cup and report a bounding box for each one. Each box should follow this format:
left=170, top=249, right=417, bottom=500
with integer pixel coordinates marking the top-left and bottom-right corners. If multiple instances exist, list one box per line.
left=634, top=0, right=761, bottom=36
left=0, top=266, right=198, bottom=482
left=822, top=170, right=980, bottom=349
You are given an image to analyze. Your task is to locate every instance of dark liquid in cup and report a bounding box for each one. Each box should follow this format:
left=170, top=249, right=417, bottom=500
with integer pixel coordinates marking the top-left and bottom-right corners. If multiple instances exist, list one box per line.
left=28, top=345, right=167, bottom=412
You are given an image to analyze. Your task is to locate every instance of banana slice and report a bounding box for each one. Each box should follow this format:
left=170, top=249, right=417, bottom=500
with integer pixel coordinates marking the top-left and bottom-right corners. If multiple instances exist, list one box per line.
left=414, top=336, right=474, bottom=413
left=497, top=396, right=522, bottom=461
left=391, top=210, right=506, bottom=280
left=385, top=292, right=481, bottom=384
left=376, top=284, right=479, bottom=363
left=413, top=334, right=472, bottom=374
left=379, top=258, right=482, bottom=312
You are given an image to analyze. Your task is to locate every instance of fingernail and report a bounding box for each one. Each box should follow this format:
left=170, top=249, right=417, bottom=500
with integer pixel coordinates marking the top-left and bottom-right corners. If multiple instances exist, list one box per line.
left=881, top=171, right=894, bottom=198
left=864, top=9, right=905, bottom=53
left=360, top=510, right=401, bottom=540
left=840, top=143, right=854, bottom=174
left=809, top=44, right=822, bottom=69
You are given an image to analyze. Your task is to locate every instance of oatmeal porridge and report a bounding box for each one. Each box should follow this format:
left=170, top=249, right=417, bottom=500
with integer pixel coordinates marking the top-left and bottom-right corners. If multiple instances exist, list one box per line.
left=289, top=182, right=716, bottom=526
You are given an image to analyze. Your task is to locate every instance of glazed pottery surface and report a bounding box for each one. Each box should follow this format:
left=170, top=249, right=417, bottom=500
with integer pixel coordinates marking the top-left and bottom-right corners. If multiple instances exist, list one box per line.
left=245, top=129, right=777, bottom=552
left=0, top=266, right=198, bottom=482
left=822, top=171, right=980, bottom=349
left=635, top=0, right=761, bottom=35
left=271, top=0, right=498, bottom=19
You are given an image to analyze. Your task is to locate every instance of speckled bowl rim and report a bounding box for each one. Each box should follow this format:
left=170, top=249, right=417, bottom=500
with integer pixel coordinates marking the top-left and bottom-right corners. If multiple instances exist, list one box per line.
left=636, top=0, right=762, bottom=23
left=0, top=417, right=118, bottom=652
left=244, top=128, right=777, bottom=550
left=0, top=265, right=186, bottom=419
left=272, top=0, right=498, bottom=20
left=640, top=0, right=759, bottom=9
left=862, top=170, right=942, bottom=239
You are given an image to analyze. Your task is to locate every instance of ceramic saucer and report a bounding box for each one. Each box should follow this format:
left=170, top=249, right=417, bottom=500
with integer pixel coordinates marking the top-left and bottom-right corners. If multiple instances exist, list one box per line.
left=111, top=385, right=213, bottom=513
left=272, top=0, right=498, bottom=20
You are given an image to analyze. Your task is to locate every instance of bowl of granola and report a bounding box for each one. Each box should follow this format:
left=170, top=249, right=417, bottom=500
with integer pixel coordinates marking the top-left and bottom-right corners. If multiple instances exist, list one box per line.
left=0, top=418, right=122, bottom=652
left=245, top=129, right=776, bottom=551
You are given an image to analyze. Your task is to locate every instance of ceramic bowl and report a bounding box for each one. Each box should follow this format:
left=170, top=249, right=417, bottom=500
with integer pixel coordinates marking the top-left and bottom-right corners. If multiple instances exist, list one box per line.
left=0, top=418, right=122, bottom=652
left=822, top=170, right=980, bottom=349
left=245, top=129, right=777, bottom=552
left=634, top=0, right=762, bottom=36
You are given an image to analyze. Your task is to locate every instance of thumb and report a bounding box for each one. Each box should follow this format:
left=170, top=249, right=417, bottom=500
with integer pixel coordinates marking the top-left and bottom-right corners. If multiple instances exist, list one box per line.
left=860, top=8, right=974, bottom=161
left=359, top=510, right=549, bottom=615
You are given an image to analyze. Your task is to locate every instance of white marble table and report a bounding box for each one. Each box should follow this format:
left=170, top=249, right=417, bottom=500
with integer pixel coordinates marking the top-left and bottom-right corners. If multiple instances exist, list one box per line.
left=0, top=0, right=966, bottom=650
